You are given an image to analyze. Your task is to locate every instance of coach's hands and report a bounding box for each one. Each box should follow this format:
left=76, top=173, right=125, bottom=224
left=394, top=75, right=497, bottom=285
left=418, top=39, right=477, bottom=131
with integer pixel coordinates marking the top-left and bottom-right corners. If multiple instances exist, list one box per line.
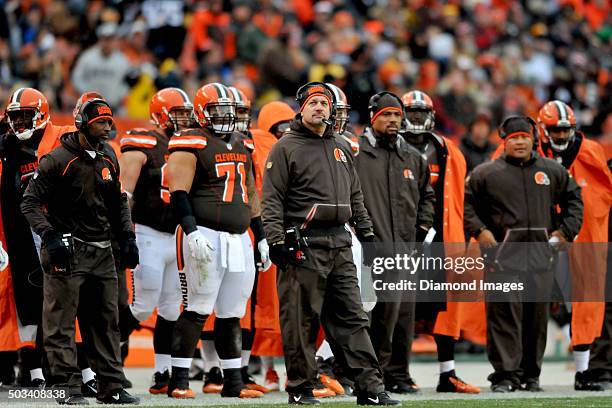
left=120, top=232, right=139, bottom=269
left=256, top=239, right=272, bottom=272
left=357, top=231, right=377, bottom=267
left=187, top=230, right=215, bottom=282
left=270, top=241, right=289, bottom=267
left=43, top=232, right=71, bottom=271
left=0, top=242, right=8, bottom=271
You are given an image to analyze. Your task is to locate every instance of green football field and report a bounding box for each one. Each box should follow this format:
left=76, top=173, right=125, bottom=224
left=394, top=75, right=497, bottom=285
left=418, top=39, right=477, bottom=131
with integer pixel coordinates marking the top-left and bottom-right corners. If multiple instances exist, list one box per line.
left=151, top=397, right=612, bottom=408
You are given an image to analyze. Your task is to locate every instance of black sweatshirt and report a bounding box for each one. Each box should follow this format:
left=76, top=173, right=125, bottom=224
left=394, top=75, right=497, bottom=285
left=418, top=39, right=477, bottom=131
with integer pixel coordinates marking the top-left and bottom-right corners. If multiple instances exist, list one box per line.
left=21, top=131, right=133, bottom=242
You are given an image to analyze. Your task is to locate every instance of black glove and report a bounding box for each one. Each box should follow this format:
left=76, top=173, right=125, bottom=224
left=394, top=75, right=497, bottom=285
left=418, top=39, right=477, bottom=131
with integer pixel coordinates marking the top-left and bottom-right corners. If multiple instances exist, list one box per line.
left=416, top=226, right=429, bottom=243
left=269, top=241, right=289, bottom=267
left=119, top=232, right=139, bottom=269
left=43, top=232, right=71, bottom=270
left=357, top=232, right=377, bottom=267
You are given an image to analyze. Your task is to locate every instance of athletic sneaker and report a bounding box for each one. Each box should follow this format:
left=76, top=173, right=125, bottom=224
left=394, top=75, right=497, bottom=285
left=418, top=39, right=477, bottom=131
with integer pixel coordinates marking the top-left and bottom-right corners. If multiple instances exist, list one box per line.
left=320, top=374, right=344, bottom=395
left=520, top=378, right=543, bottom=392
left=436, top=370, right=480, bottom=394
left=56, top=394, right=89, bottom=405
left=356, top=391, right=400, bottom=406
left=96, top=389, right=139, bottom=404
left=288, top=390, right=320, bottom=405
left=81, top=378, right=97, bottom=398
left=264, top=368, right=280, bottom=391
left=575, top=372, right=605, bottom=391
left=149, top=370, right=169, bottom=395
left=241, top=366, right=270, bottom=393
left=202, top=367, right=223, bottom=393
left=385, top=378, right=419, bottom=394
left=169, top=387, right=195, bottom=399
left=313, top=378, right=335, bottom=398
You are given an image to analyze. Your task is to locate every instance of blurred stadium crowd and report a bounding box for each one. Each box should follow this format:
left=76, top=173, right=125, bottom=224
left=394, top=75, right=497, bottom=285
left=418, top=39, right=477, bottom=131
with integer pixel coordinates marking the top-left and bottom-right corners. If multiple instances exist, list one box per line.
left=0, top=0, right=611, bottom=142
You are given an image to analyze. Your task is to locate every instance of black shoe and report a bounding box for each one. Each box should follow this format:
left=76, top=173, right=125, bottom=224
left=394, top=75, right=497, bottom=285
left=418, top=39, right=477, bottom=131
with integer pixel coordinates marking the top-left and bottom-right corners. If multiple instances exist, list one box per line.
left=57, top=394, right=89, bottom=405
left=149, top=370, right=169, bottom=395
left=203, top=367, right=223, bottom=393
left=81, top=378, right=97, bottom=398
left=520, top=378, right=543, bottom=392
left=357, top=391, right=400, bottom=405
left=288, top=390, right=320, bottom=405
left=491, top=380, right=516, bottom=393
left=30, top=378, right=46, bottom=388
left=385, top=379, right=419, bottom=394
left=96, top=389, right=139, bottom=404
left=575, top=372, right=605, bottom=391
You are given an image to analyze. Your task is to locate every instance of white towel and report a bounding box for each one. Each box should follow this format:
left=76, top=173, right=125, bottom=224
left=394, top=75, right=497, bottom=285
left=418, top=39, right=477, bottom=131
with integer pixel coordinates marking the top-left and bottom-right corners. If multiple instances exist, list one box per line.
left=220, top=232, right=245, bottom=273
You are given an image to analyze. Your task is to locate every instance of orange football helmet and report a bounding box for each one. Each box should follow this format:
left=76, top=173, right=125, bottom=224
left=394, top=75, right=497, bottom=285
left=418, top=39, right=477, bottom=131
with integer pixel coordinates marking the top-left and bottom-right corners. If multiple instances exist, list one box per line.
left=150, top=88, right=194, bottom=131
left=193, top=83, right=235, bottom=134
left=537, top=100, right=576, bottom=152
left=326, top=83, right=350, bottom=134
left=6, top=87, right=50, bottom=140
left=228, top=86, right=251, bottom=133
left=401, top=90, right=435, bottom=133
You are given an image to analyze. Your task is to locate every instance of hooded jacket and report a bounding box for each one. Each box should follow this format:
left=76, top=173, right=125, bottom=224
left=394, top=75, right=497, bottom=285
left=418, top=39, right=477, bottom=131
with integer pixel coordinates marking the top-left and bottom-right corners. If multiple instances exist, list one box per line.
left=21, top=131, right=132, bottom=243
left=355, top=128, right=435, bottom=244
left=262, top=117, right=373, bottom=245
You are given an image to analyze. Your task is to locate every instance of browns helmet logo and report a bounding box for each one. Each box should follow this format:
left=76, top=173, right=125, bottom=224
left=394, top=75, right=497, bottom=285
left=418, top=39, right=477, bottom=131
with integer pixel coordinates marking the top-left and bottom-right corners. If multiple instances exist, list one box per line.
left=333, top=148, right=347, bottom=163
left=101, top=167, right=112, bottom=181
left=534, top=171, right=550, bottom=186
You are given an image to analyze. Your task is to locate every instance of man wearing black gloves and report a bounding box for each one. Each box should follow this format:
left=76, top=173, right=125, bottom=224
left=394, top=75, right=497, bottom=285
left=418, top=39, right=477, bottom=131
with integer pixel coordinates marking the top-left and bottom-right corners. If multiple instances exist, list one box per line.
left=356, top=91, right=435, bottom=394
left=262, top=82, right=399, bottom=406
left=21, top=98, right=139, bottom=405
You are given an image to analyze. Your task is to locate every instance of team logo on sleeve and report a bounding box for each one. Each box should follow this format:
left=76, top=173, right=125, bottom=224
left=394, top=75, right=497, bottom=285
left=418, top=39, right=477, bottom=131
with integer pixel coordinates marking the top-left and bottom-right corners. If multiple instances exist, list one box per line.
left=403, top=168, right=414, bottom=180
left=101, top=167, right=112, bottom=181
left=333, top=148, right=347, bottom=163
left=534, top=171, right=550, bottom=186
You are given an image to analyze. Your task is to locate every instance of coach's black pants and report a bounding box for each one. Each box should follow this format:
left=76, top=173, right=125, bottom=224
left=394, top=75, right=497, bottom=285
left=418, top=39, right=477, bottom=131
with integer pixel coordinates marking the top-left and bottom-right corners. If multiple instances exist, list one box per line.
left=42, top=240, right=124, bottom=397
left=485, top=268, right=553, bottom=387
left=277, top=233, right=384, bottom=395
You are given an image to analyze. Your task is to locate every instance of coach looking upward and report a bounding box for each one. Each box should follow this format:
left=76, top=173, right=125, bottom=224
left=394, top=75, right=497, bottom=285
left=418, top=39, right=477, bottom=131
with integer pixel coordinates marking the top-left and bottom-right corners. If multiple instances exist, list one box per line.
left=464, top=116, right=583, bottom=393
left=21, top=99, right=139, bottom=405
left=262, top=82, right=398, bottom=406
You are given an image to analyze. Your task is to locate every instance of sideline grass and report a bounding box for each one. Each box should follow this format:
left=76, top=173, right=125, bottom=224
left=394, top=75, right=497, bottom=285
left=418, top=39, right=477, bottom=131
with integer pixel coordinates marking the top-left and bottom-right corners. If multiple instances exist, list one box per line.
left=139, top=396, right=612, bottom=408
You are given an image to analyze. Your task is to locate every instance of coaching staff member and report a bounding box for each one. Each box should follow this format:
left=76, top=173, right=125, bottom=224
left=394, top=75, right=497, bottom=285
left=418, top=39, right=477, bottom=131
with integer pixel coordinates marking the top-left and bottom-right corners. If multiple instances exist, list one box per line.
left=262, top=82, right=399, bottom=406
left=356, top=91, right=435, bottom=393
left=21, top=98, right=139, bottom=405
left=464, top=116, right=583, bottom=393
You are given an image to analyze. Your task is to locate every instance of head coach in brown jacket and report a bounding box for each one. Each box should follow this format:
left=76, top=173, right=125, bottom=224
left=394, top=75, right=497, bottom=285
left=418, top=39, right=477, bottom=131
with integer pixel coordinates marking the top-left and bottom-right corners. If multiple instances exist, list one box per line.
left=262, top=82, right=399, bottom=406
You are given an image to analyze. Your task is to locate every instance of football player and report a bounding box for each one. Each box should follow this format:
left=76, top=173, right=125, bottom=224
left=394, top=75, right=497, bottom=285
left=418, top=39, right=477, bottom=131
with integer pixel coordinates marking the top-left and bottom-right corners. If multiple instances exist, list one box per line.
left=118, top=88, right=194, bottom=394
left=165, top=83, right=268, bottom=399
left=401, top=90, right=481, bottom=394
left=0, top=88, right=74, bottom=389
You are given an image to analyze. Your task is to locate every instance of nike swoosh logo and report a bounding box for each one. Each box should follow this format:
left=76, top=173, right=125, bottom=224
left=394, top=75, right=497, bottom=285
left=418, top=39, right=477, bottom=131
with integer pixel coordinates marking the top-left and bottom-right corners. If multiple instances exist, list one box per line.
left=294, top=395, right=302, bottom=402
left=368, top=396, right=379, bottom=403
left=112, top=394, right=120, bottom=400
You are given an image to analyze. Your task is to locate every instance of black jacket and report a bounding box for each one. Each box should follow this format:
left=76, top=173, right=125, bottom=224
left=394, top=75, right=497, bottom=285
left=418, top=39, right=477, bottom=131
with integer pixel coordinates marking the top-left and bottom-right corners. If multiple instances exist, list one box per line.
left=459, top=134, right=496, bottom=173
left=262, top=118, right=373, bottom=244
left=355, top=129, right=435, bottom=244
left=21, top=132, right=133, bottom=243
left=465, top=153, right=583, bottom=243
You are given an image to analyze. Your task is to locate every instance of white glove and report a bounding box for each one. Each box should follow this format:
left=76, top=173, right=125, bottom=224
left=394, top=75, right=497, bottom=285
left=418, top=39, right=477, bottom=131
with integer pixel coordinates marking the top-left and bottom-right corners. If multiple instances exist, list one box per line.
left=257, top=239, right=272, bottom=272
left=187, top=231, right=215, bottom=282
left=0, top=242, right=8, bottom=271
